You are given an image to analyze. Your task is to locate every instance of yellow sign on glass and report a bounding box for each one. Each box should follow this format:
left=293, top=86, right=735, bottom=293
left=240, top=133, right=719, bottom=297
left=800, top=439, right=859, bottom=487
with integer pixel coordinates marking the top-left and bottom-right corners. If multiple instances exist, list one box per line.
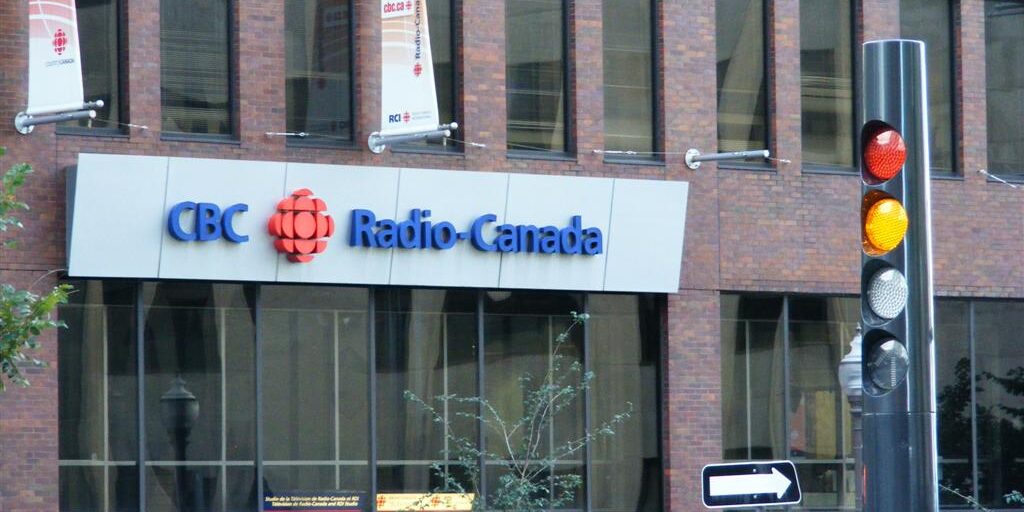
left=375, top=493, right=474, bottom=511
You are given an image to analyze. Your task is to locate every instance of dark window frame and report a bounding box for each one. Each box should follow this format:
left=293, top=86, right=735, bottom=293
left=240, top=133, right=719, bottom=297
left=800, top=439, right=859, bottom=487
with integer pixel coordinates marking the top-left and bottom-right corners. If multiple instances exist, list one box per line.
left=159, top=0, right=237, bottom=141
left=982, top=0, right=1024, bottom=180
left=285, top=0, right=357, bottom=149
left=505, top=0, right=574, bottom=158
left=601, top=0, right=661, bottom=164
left=899, top=0, right=960, bottom=178
left=799, top=0, right=859, bottom=174
left=716, top=0, right=774, bottom=172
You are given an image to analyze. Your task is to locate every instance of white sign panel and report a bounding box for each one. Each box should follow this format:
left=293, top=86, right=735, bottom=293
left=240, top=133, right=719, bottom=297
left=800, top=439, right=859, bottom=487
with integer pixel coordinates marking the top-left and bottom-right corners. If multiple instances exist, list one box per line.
left=27, top=0, right=86, bottom=115
left=67, top=154, right=689, bottom=293
left=380, top=0, right=440, bottom=136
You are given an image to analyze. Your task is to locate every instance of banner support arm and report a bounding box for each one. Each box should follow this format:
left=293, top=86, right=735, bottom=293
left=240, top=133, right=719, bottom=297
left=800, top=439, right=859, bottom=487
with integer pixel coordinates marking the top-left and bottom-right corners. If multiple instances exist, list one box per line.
left=368, top=122, right=458, bottom=154
left=15, top=100, right=104, bottom=135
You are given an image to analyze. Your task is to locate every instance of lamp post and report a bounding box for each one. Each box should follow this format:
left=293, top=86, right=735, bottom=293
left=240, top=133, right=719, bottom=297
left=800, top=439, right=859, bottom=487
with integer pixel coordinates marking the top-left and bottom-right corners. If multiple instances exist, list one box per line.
left=838, top=325, right=864, bottom=511
left=161, top=375, right=200, bottom=511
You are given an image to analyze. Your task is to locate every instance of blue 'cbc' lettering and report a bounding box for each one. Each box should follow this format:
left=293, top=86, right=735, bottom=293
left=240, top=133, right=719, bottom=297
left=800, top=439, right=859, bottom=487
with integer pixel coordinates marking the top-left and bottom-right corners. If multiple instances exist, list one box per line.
left=168, top=201, right=249, bottom=243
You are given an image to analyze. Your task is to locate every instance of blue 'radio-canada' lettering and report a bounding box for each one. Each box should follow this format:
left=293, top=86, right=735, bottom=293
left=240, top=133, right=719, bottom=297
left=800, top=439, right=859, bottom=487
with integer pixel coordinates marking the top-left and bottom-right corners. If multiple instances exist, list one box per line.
left=350, top=209, right=603, bottom=255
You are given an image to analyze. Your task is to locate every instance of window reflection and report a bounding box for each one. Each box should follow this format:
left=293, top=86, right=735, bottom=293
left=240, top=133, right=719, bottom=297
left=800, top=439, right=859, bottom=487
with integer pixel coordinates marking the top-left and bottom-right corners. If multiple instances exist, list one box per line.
left=787, top=296, right=858, bottom=509
left=60, top=283, right=663, bottom=510
left=507, top=0, right=566, bottom=152
left=985, top=0, right=1024, bottom=175
left=800, top=0, right=854, bottom=168
left=376, top=289, right=477, bottom=493
left=285, top=0, right=352, bottom=143
left=589, top=294, right=662, bottom=511
left=717, top=0, right=767, bottom=153
left=261, top=286, right=369, bottom=497
left=720, top=295, right=786, bottom=461
left=142, top=282, right=256, bottom=511
left=901, top=0, right=954, bottom=174
left=161, top=0, right=231, bottom=135
left=603, top=0, right=655, bottom=154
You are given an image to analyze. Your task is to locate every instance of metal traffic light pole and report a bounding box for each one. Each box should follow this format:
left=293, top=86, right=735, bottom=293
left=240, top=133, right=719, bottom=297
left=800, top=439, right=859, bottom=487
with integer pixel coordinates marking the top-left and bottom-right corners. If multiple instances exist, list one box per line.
left=859, top=39, right=938, bottom=511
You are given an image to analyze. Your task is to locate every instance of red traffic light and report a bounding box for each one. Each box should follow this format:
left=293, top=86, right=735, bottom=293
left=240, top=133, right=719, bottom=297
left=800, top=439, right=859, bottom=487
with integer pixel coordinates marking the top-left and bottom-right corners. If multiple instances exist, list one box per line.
left=863, top=124, right=907, bottom=181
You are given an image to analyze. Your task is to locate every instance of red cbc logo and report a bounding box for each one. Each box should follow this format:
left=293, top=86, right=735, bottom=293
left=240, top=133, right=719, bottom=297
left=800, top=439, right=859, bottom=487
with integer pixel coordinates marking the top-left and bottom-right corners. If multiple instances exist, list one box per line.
left=413, top=62, right=423, bottom=77
left=402, top=112, right=411, bottom=123
left=267, top=188, right=334, bottom=263
left=52, top=28, right=68, bottom=55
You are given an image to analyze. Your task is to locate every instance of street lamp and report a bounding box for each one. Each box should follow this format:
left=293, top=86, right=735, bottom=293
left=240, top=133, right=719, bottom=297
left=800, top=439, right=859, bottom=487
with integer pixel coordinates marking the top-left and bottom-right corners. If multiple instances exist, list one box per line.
left=161, top=375, right=200, bottom=511
left=838, top=324, right=864, bottom=511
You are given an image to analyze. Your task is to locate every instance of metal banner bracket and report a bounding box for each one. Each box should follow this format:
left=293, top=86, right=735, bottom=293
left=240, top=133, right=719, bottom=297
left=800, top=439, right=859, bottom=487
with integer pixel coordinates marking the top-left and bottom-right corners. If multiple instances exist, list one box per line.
left=368, top=122, right=458, bottom=154
left=14, top=100, right=104, bottom=135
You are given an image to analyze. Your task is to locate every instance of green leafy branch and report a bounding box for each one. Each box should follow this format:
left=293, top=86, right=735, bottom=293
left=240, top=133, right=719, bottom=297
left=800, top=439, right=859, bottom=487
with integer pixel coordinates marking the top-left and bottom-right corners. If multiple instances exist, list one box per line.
left=0, top=147, right=72, bottom=391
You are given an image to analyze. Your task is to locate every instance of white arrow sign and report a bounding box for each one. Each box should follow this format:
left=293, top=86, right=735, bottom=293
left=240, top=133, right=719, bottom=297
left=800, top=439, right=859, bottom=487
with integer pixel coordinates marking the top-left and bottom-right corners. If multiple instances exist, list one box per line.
left=708, top=467, right=793, bottom=499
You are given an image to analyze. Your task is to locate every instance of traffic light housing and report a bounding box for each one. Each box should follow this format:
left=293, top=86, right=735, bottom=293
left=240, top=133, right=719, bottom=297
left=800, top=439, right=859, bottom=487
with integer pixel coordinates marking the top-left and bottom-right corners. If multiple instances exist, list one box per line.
left=859, top=40, right=938, bottom=511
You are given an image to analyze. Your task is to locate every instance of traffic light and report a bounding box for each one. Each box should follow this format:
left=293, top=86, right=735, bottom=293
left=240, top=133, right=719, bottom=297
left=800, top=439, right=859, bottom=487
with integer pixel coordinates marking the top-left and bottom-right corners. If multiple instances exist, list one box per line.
left=859, top=40, right=938, bottom=511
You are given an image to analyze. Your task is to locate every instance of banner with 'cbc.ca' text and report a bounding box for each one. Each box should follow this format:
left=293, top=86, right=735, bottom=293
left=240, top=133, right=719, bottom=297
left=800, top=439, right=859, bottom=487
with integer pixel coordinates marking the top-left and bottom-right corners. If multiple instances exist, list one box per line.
left=27, top=0, right=86, bottom=116
left=380, top=0, right=440, bottom=136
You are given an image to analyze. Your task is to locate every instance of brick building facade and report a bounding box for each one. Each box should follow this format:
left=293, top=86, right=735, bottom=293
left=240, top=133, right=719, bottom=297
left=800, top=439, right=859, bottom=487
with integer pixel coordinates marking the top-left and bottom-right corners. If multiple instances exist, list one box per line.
left=1, top=0, right=1023, bottom=511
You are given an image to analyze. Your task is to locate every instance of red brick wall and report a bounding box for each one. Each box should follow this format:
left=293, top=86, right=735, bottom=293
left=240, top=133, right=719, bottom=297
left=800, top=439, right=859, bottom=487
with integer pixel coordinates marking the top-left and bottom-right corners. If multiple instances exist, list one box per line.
left=1, top=0, right=1022, bottom=510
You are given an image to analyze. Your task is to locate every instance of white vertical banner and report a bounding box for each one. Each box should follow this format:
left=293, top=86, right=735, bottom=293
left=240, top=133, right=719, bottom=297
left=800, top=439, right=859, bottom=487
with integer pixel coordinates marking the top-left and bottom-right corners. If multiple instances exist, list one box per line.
left=27, top=0, right=86, bottom=116
left=380, top=0, right=439, bottom=136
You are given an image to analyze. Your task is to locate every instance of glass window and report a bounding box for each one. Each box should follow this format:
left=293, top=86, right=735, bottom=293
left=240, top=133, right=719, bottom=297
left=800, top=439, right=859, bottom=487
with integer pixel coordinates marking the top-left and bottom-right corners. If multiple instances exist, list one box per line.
left=66, top=0, right=120, bottom=129
left=506, top=0, right=567, bottom=152
left=589, top=294, right=662, bottom=511
left=375, top=289, right=477, bottom=493
left=484, top=291, right=584, bottom=509
left=901, top=0, right=954, bottom=174
left=787, top=296, right=858, bottom=509
left=60, top=283, right=663, bottom=510
left=974, top=301, right=1024, bottom=508
left=160, top=0, right=231, bottom=135
left=985, top=1, right=1024, bottom=175
left=285, top=0, right=352, bottom=143
left=800, top=0, right=854, bottom=168
left=603, top=0, right=654, bottom=154
left=720, top=295, right=786, bottom=461
left=59, top=281, right=138, bottom=511
left=934, top=300, right=971, bottom=507
left=717, top=0, right=767, bottom=153
left=142, top=282, right=256, bottom=511
left=261, top=286, right=370, bottom=498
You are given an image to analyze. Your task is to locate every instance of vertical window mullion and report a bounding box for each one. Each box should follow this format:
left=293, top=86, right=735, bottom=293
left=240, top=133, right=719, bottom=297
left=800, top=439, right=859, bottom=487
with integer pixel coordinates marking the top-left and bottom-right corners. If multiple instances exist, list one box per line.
left=476, top=290, right=487, bottom=507
left=368, top=287, right=378, bottom=512
left=102, top=308, right=110, bottom=511
left=443, top=311, right=450, bottom=466
left=219, top=307, right=228, bottom=512
left=135, top=281, right=146, bottom=511
left=334, top=310, right=341, bottom=489
left=255, top=285, right=264, bottom=512
left=782, top=295, right=791, bottom=460
left=745, top=319, right=752, bottom=460
left=582, top=294, right=592, bottom=511
left=969, top=300, right=979, bottom=504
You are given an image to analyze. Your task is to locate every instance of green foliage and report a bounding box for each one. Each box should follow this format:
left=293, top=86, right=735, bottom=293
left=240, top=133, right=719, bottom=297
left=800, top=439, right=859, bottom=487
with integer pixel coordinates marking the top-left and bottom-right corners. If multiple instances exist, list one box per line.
left=0, top=147, right=72, bottom=391
left=405, top=311, right=632, bottom=511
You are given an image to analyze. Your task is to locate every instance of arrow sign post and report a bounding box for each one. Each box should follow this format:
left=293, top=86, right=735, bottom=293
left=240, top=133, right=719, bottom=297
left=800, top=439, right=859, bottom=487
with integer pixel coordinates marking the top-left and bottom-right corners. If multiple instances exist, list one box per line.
left=701, top=460, right=801, bottom=509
